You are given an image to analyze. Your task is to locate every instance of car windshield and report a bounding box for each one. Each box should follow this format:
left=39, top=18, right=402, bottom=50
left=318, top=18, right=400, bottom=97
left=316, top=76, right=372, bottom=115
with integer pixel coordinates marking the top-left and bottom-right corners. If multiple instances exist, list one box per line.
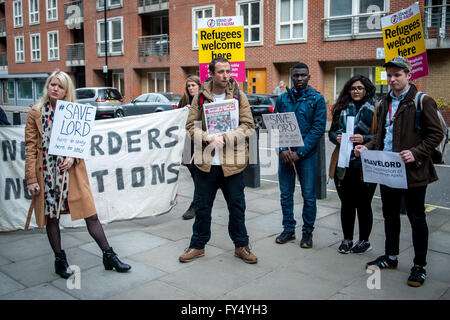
left=160, top=92, right=181, bottom=103
left=134, top=94, right=148, bottom=102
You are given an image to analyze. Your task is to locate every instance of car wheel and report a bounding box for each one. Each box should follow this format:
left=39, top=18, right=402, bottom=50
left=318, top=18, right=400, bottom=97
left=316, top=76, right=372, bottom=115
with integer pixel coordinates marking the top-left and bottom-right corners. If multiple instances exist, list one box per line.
left=115, top=110, right=124, bottom=118
left=254, top=115, right=264, bottom=130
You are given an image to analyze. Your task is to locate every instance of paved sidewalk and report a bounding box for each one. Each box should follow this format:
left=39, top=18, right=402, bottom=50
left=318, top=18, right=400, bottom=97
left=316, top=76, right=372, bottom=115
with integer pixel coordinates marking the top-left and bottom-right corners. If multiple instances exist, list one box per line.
left=0, top=167, right=449, bottom=300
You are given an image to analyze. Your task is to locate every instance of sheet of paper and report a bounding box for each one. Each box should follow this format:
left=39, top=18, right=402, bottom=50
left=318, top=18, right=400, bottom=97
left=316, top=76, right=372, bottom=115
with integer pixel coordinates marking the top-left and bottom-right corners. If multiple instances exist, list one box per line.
left=337, top=116, right=355, bottom=168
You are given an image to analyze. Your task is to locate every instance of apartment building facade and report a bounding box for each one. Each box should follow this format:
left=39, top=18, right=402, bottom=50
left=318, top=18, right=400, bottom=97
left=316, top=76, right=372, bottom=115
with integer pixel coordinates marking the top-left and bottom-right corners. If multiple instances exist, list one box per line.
left=2, top=0, right=449, bottom=111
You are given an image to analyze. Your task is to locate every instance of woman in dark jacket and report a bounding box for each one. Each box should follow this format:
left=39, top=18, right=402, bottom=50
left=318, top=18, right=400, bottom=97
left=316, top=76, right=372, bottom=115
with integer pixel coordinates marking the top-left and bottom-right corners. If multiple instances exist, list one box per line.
left=329, top=74, right=378, bottom=254
left=179, top=75, right=201, bottom=220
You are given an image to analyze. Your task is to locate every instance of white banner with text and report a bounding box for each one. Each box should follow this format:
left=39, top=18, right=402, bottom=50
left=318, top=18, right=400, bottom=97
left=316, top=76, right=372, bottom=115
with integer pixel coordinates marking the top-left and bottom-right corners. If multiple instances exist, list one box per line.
left=0, top=108, right=189, bottom=232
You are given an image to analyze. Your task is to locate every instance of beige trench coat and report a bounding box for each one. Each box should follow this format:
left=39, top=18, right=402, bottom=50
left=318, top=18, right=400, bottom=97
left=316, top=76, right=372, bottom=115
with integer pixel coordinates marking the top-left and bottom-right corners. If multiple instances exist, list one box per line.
left=25, top=106, right=97, bottom=228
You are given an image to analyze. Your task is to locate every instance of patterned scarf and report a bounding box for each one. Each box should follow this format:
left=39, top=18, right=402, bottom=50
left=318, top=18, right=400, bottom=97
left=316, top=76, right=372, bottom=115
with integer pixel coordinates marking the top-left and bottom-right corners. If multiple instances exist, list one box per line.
left=42, top=102, right=69, bottom=218
left=338, top=98, right=375, bottom=135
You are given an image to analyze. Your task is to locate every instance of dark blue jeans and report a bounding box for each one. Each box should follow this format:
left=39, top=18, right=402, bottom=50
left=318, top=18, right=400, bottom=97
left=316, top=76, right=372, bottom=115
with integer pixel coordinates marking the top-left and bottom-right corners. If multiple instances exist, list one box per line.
left=190, top=166, right=249, bottom=249
left=278, top=151, right=318, bottom=233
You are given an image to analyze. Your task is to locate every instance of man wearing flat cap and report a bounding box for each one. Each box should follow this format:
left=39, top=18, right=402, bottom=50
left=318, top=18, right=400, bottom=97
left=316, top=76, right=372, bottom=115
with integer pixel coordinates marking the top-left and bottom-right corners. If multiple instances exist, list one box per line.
left=355, top=56, right=444, bottom=287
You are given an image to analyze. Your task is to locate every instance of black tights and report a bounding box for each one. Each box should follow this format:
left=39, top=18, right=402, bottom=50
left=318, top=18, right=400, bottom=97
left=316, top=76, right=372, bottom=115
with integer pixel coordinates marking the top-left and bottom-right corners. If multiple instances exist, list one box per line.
left=46, top=214, right=111, bottom=254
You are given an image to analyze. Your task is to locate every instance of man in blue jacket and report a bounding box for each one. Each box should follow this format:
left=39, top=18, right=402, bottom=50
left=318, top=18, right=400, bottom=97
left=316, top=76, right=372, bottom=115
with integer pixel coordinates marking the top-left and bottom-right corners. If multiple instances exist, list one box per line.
left=275, top=62, right=327, bottom=248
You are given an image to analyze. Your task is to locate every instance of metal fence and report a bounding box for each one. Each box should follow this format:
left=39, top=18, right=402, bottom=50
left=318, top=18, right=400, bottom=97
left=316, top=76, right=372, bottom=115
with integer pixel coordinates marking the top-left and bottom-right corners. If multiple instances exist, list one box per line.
left=66, top=43, right=85, bottom=63
left=424, top=4, right=450, bottom=38
left=138, top=0, right=168, bottom=6
left=138, top=34, right=169, bottom=56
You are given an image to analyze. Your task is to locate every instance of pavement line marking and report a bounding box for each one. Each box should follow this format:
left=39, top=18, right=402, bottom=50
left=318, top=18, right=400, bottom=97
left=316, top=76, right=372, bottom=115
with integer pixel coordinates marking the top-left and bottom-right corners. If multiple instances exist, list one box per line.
left=435, top=164, right=450, bottom=168
left=260, top=178, right=450, bottom=211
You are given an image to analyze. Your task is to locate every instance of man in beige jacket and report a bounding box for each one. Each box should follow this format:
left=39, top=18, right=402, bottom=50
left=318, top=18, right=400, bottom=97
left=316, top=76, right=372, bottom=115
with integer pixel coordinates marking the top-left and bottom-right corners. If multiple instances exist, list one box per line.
left=179, top=57, right=258, bottom=264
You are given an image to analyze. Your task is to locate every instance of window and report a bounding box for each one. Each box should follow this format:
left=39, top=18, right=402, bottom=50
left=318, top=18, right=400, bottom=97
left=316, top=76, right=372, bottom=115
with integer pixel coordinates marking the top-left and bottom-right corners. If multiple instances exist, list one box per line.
left=147, top=72, right=170, bottom=92
left=192, top=5, right=214, bottom=49
left=35, top=80, right=46, bottom=100
left=96, top=0, right=122, bottom=10
left=325, top=0, right=388, bottom=38
left=13, top=1, right=23, bottom=27
left=15, top=36, right=25, bottom=63
left=237, top=0, right=263, bottom=45
left=277, top=0, right=307, bottom=43
left=7, top=81, right=15, bottom=100
left=30, top=33, right=41, bottom=62
left=48, top=31, right=59, bottom=61
left=29, top=0, right=40, bottom=25
left=97, top=17, right=123, bottom=56
left=424, top=0, right=450, bottom=38
left=46, top=0, right=58, bottom=22
left=334, top=66, right=388, bottom=102
left=18, top=80, right=33, bottom=100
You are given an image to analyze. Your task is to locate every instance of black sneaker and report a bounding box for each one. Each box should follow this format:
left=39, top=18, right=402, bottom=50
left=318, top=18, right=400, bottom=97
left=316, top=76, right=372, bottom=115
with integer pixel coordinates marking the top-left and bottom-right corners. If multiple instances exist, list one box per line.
left=338, top=239, right=353, bottom=254
left=407, top=265, right=426, bottom=287
left=182, top=202, right=196, bottom=220
left=366, top=255, right=398, bottom=270
left=300, top=232, right=313, bottom=248
left=275, top=231, right=295, bottom=244
left=350, top=240, right=372, bottom=254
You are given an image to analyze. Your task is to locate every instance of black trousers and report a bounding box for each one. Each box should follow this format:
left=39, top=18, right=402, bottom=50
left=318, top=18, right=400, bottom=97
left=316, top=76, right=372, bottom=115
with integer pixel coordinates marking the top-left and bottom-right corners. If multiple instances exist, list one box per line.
left=185, top=163, right=197, bottom=205
left=190, top=166, right=249, bottom=249
left=380, top=185, right=429, bottom=266
left=335, top=167, right=376, bottom=241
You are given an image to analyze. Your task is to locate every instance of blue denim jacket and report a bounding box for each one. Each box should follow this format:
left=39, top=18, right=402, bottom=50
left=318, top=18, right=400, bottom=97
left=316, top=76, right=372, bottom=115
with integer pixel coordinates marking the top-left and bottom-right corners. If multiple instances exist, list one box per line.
left=275, top=86, right=327, bottom=158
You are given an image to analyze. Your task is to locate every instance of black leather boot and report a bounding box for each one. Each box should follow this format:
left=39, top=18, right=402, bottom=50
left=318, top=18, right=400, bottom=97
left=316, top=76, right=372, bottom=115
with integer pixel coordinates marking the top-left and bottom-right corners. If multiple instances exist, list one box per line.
left=55, top=250, right=73, bottom=279
left=103, top=247, right=131, bottom=272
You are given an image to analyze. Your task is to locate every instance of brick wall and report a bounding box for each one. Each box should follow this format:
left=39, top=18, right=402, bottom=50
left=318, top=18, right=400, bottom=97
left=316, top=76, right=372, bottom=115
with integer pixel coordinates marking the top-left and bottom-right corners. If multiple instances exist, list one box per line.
left=5, top=0, right=449, bottom=111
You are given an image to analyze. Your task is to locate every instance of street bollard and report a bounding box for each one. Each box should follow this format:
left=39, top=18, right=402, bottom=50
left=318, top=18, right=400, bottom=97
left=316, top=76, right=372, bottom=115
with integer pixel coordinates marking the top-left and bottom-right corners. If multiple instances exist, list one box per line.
left=13, top=112, right=21, bottom=125
left=316, top=134, right=327, bottom=200
left=243, top=130, right=260, bottom=188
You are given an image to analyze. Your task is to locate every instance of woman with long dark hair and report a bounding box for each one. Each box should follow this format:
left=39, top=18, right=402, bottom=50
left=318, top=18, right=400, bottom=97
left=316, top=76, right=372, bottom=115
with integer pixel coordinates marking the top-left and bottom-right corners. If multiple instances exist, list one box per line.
left=329, top=74, right=378, bottom=254
left=25, top=70, right=131, bottom=279
left=179, top=75, right=201, bottom=220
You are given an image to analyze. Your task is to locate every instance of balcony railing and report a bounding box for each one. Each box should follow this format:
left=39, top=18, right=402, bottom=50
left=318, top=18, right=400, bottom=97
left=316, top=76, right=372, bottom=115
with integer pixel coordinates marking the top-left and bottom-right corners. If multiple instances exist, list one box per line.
left=64, top=0, right=84, bottom=28
left=323, top=11, right=388, bottom=40
left=0, top=19, right=5, bottom=37
left=424, top=4, right=450, bottom=39
left=0, top=52, right=7, bottom=71
left=138, top=0, right=169, bottom=14
left=97, top=40, right=124, bottom=56
left=138, top=34, right=169, bottom=56
left=66, top=43, right=85, bottom=66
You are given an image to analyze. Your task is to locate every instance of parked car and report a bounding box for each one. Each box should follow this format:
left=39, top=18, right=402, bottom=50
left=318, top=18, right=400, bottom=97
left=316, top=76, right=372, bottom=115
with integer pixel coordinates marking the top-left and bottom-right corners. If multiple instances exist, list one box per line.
left=117, top=92, right=181, bottom=117
left=75, top=87, right=123, bottom=119
left=156, top=92, right=182, bottom=105
left=246, top=94, right=277, bottom=130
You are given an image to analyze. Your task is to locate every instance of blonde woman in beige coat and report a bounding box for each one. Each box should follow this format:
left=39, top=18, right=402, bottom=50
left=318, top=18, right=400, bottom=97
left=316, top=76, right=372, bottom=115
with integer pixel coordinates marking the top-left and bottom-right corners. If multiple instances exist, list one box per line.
left=25, top=70, right=131, bottom=279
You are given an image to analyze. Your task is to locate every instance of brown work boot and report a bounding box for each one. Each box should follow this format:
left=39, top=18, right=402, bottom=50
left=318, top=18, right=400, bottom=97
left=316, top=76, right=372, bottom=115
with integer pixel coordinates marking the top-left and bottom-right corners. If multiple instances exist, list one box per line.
left=234, top=245, right=258, bottom=264
left=179, top=248, right=205, bottom=263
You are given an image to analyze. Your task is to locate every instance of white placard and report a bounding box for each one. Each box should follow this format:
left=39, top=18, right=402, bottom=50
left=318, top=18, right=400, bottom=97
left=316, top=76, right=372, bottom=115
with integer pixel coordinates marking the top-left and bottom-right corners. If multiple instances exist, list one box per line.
left=337, top=116, right=355, bottom=168
left=48, top=100, right=97, bottom=159
left=262, top=112, right=303, bottom=148
left=360, top=150, right=407, bottom=189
